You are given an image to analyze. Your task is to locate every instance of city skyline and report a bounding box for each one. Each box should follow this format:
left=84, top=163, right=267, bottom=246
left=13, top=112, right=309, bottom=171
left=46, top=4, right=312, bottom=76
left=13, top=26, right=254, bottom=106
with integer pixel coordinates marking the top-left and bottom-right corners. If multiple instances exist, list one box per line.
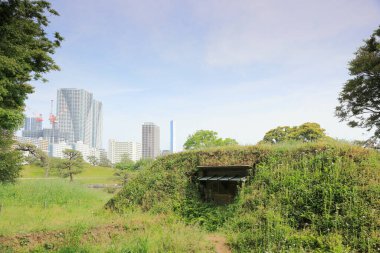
left=24, top=0, right=380, bottom=149
left=20, top=96, right=175, bottom=155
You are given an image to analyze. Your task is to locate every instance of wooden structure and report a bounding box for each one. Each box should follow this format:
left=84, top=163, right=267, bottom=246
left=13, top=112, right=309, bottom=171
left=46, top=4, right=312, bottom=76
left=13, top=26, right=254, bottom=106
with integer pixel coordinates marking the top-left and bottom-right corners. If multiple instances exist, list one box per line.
left=197, top=165, right=252, bottom=204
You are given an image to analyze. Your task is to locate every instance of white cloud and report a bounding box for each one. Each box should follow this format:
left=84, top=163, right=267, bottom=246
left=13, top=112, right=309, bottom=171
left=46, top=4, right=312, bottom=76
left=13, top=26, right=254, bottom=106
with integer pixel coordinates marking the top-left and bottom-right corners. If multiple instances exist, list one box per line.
left=187, top=0, right=380, bottom=66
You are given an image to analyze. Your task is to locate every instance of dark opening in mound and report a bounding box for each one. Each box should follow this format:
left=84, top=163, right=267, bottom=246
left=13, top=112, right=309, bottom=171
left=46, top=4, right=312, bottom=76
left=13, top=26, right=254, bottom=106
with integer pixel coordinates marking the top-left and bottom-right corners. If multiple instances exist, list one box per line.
left=197, top=165, right=253, bottom=204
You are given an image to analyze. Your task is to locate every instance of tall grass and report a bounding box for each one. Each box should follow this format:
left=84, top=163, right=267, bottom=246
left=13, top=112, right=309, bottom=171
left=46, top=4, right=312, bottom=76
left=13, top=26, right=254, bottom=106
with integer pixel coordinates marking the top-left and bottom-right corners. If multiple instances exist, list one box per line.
left=0, top=180, right=114, bottom=235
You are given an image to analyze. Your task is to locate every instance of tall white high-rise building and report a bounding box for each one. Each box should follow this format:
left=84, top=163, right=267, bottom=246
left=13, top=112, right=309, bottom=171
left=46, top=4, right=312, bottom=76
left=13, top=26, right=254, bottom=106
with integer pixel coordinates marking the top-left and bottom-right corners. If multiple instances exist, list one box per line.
left=57, top=88, right=102, bottom=148
left=91, top=100, right=103, bottom=149
left=170, top=120, right=176, bottom=153
left=108, top=140, right=142, bottom=163
left=142, top=122, right=160, bottom=159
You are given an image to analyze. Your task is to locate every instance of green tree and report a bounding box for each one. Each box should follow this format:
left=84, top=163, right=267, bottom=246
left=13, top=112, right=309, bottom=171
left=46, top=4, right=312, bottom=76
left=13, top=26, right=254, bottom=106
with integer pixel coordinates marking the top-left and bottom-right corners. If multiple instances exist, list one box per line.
left=115, top=155, right=135, bottom=170
left=87, top=155, right=99, bottom=166
left=262, top=122, right=326, bottom=143
left=98, top=151, right=112, bottom=167
left=99, top=156, right=112, bottom=167
left=289, top=122, right=326, bottom=142
left=16, top=143, right=50, bottom=176
left=0, top=0, right=62, bottom=183
left=183, top=130, right=238, bottom=150
left=262, top=126, right=294, bottom=143
left=335, top=26, right=380, bottom=140
left=57, top=149, right=84, bottom=182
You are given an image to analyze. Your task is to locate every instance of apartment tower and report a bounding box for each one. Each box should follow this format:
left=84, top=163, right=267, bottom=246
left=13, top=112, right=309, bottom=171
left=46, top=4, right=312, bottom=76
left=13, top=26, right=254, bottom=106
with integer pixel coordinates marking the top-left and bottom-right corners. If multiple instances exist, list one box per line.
left=57, top=88, right=103, bottom=148
left=142, top=122, right=160, bottom=159
left=170, top=120, right=176, bottom=153
left=108, top=140, right=142, bottom=163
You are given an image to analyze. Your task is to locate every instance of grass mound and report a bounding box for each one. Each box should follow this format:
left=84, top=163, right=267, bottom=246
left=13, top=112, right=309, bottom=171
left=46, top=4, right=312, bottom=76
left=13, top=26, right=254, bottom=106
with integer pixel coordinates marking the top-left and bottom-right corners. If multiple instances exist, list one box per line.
left=109, top=140, right=380, bottom=252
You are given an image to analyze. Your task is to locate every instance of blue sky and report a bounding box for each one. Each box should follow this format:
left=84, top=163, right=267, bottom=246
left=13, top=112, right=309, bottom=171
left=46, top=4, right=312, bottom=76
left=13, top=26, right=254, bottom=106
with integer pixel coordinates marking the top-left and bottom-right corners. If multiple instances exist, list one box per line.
left=25, top=0, right=380, bottom=150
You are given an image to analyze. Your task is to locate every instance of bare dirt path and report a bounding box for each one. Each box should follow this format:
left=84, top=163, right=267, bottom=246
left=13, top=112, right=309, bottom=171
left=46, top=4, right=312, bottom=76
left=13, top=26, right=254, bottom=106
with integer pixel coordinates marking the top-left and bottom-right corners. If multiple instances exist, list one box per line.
left=207, top=234, right=232, bottom=253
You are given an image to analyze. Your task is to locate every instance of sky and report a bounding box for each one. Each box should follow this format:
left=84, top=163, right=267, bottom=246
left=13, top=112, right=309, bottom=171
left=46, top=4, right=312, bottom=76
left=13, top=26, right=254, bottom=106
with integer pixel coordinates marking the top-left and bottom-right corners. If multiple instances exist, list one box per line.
left=25, top=0, right=380, bottom=151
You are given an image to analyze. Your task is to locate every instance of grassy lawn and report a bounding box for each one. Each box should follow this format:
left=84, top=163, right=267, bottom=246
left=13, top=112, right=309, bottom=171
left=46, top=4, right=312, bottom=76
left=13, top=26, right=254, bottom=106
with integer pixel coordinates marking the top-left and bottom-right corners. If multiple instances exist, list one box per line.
left=76, top=164, right=119, bottom=184
left=21, top=164, right=120, bottom=184
left=0, top=180, right=116, bottom=235
left=20, top=164, right=46, bottom=178
left=0, top=180, right=214, bottom=252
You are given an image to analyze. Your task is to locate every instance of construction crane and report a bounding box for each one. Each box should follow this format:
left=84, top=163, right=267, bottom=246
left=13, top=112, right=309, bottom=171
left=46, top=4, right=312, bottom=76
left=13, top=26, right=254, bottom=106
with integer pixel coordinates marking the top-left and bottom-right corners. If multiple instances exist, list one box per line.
left=25, top=106, right=44, bottom=122
left=36, top=114, right=43, bottom=122
left=49, top=100, right=57, bottom=144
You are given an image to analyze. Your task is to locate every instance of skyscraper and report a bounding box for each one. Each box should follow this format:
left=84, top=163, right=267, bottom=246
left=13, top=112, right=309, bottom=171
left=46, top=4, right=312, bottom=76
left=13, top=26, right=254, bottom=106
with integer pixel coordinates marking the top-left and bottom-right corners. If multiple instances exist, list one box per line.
left=142, top=122, right=160, bottom=159
left=91, top=100, right=103, bottom=149
left=22, top=117, right=43, bottom=139
left=24, top=117, right=43, bottom=132
left=170, top=120, right=176, bottom=153
left=57, top=88, right=102, bottom=148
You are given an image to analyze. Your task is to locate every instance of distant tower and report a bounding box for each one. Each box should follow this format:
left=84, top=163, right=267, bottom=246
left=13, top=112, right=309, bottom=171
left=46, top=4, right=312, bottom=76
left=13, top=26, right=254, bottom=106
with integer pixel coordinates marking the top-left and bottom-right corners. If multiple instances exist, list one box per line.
left=142, top=122, right=160, bottom=159
left=57, top=88, right=102, bottom=148
left=170, top=120, right=176, bottom=153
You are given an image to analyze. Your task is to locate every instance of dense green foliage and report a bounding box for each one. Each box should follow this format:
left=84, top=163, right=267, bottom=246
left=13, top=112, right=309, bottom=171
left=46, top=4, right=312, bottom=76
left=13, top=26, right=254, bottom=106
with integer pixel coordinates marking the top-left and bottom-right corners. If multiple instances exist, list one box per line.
left=0, top=0, right=62, bottom=183
left=110, top=141, right=380, bottom=252
left=183, top=130, right=238, bottom=150
left=262, top=122, right=327, bottom=143
left=336, top=25, right=380, bottom=140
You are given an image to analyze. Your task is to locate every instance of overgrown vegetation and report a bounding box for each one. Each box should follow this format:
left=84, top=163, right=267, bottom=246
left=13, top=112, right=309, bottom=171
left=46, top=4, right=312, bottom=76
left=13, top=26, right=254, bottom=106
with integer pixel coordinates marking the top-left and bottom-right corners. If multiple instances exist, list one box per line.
left=109, top=140, right=380, bottom=252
